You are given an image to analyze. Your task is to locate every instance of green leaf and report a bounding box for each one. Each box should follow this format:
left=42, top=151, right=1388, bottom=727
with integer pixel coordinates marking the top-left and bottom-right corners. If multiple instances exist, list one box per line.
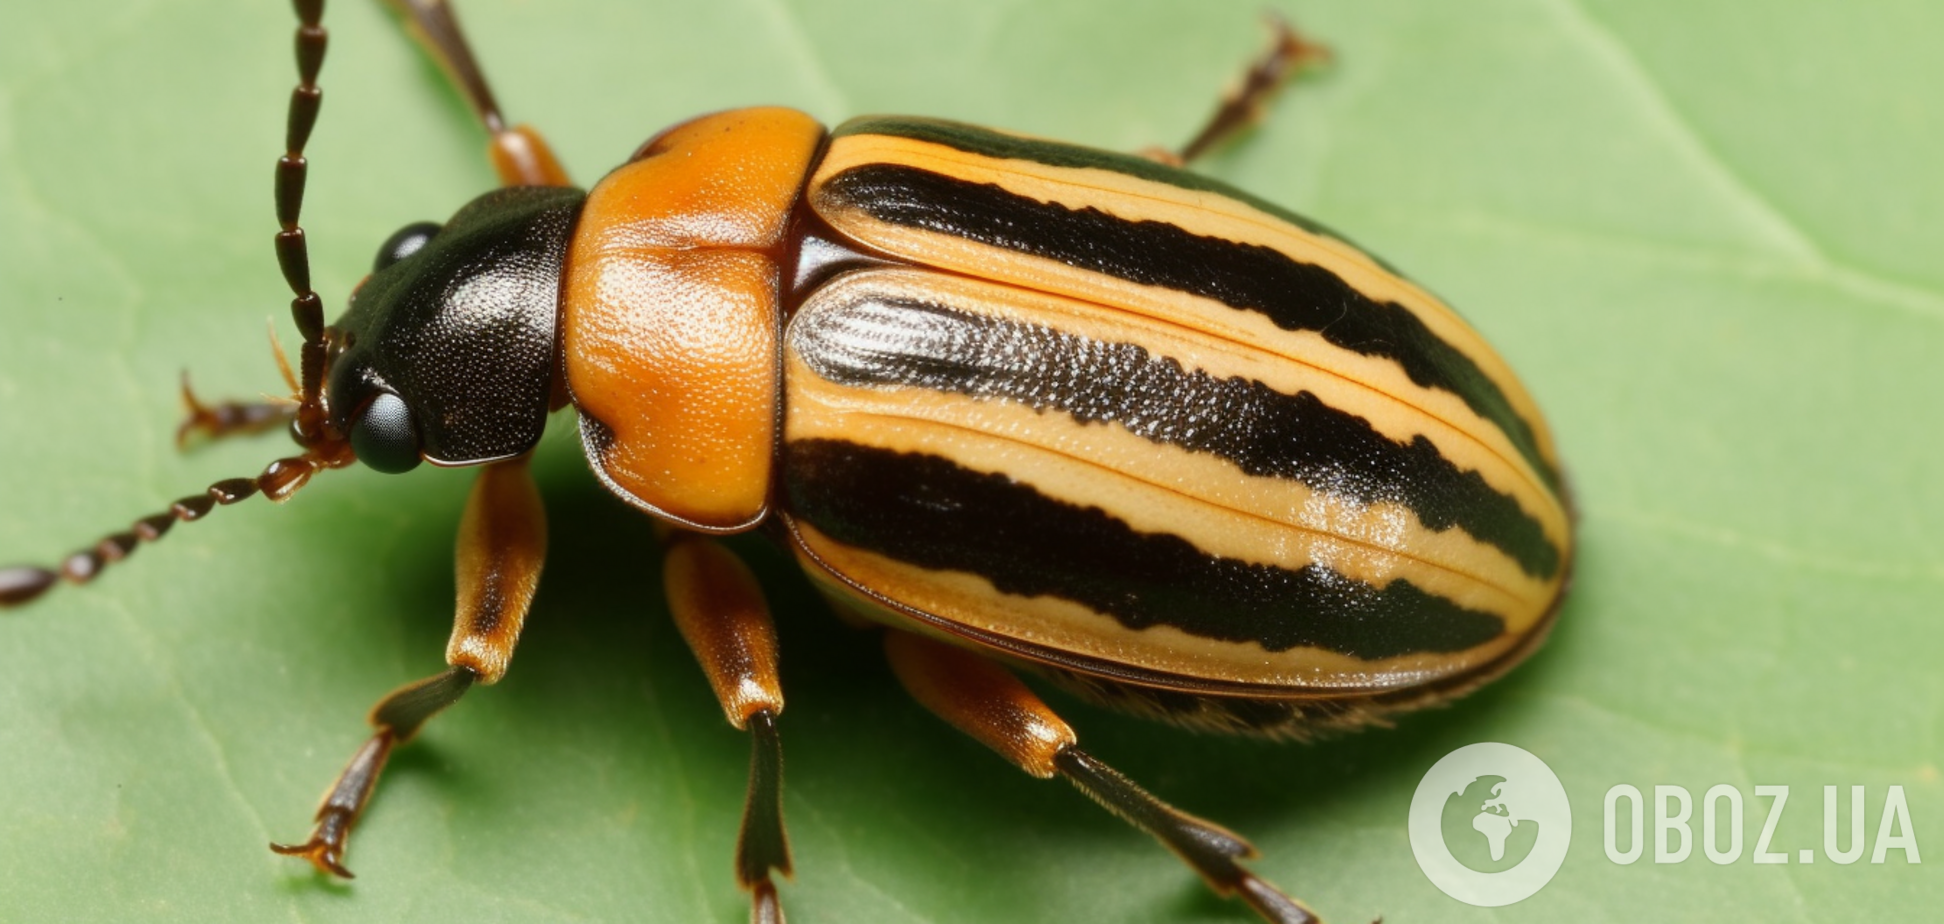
left=0, top=1, right=1937, bottom=922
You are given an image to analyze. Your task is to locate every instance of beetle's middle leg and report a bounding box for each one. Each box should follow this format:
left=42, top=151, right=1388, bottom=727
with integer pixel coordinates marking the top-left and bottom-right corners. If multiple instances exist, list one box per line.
left=1142, top=13, right=1331, bottom=168
left=884, top=630, right=1320, bottom=924
left=272, top=454, right=547, bottom=876
left=663, top=534, right=794, bottom=924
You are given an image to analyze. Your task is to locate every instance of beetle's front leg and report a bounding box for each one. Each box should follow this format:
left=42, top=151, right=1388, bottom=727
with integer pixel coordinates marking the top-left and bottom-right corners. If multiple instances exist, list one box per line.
left=664, top=534, right=793, bottom=924
left=174, top=327, right=305, bottom=449
left=382, top=0, right=570, bottom=187
left=174, top=372, right=296, bottom=448
left=884, top=631, right=1319, bottom=924
left=272, top=454, right=546, bottom=877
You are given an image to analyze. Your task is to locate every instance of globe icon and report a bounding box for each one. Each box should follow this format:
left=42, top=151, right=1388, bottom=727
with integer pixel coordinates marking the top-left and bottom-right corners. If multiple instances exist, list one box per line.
left=1439, top=774, right=1541, bottom=873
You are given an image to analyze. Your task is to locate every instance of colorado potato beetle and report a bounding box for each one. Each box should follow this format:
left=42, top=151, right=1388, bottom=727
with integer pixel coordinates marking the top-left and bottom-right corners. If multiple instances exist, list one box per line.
left=0, top=2, right=1572, bottom=922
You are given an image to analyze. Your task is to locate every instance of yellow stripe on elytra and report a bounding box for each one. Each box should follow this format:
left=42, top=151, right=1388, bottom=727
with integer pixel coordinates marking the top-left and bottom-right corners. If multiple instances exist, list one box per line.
left=786, top=358, right=1559, bottom=627
left=814, top=131, right=1559, bottom=471
left=804, top=268, right=1568, bottom=550
left=788, top=519, right=1528, bottom=692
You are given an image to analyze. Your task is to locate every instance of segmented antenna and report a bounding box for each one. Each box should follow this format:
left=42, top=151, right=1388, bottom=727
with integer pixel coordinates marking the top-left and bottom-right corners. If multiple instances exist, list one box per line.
left=280, top=0, right=337, bottom=442
left=0, top=0, right=354, bottom=608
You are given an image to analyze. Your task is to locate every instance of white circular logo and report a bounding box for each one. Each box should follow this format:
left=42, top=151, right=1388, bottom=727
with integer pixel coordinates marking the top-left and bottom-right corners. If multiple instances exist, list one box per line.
left=1409, top=742, right=1571, bottom=906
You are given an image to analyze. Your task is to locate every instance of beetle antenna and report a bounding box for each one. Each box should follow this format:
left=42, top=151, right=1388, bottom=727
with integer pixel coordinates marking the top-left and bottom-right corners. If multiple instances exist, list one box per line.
left=0, top=455, right=330, bottom=607
left=0, top=0, right=359, bottom=609
left=263, top=0, right=356, bottom=471
left=276, top=0, right=338, bottom=448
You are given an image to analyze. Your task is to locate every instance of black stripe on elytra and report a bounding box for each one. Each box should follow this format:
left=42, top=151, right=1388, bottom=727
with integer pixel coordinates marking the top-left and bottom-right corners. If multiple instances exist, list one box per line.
left=784, top=439, right=1506, bottom=660
left=814, top=162, right=1560, bottom=492
left=792, top=295, right=1560, bottom=580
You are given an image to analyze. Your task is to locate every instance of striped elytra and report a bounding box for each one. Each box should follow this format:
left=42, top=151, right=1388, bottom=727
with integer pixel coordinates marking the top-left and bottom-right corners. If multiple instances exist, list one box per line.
left=773, top=115, right=1571, bottom=726
left=0, top=7, right=1575, bottom=921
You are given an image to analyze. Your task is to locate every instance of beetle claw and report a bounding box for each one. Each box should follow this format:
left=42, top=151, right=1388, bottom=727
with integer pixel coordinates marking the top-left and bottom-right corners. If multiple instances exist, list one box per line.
left=270, top=831, right=357, bottom=879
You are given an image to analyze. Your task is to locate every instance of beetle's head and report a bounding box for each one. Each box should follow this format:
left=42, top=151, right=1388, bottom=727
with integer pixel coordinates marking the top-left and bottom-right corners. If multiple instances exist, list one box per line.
left=0, top=9, right=592, bottom=608
left=321, top=185, right=585, bottom=473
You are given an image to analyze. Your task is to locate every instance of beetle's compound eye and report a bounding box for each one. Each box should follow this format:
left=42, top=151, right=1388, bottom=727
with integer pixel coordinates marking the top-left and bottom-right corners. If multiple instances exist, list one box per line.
left=348, top=392, right=422, bottom=474
left=372, top=221, right=442, bottom=272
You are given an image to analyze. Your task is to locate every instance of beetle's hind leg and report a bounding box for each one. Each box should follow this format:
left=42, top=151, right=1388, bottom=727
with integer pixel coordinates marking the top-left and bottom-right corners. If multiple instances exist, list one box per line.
left=381, top=0, right=570, bottom=187
left=1144, top=13, right=1331, bottom=168
left=884, top=631, right=1319, bottom=924
left=664, top=535, right=794, bottom=923
left=272, top=455, right=547, bottom=876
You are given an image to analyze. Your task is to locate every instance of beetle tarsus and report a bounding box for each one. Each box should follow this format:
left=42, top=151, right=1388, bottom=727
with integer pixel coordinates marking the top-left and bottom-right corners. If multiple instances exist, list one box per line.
left=269, top=819, right=358, bottom=879
left=1175, top=11, right=1333, bottom=165
left=663, top=539, right=795, bottom=921
left=735, top=711, right=793, bottom=888
left=1053, top=746, right=1321, bottom=924
left=380, top=0, right=572, bottom=186
left=272, top=731, right=395, bottom=880
left=750, top=876, right=785, bottom=924
left=885, top=634, right=1329, bottom=923
left=175, top=371, right=298, bottom=449
left=1237, top=872, right=1321, bottom=924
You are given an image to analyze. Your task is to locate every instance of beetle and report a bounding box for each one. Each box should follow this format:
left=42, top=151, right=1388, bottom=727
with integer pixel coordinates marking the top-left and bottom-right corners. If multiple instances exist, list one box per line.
left=0, top=1, right=1571, bottom=922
